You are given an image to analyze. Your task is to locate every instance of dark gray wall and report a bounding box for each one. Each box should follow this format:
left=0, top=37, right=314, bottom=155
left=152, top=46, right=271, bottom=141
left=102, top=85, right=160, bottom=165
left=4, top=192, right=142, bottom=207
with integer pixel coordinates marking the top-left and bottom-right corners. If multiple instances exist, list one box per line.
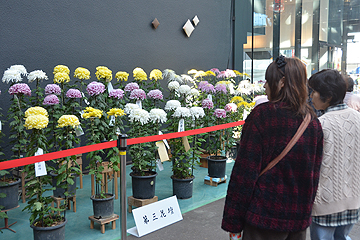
left=0, top=1, right=232, bottom=160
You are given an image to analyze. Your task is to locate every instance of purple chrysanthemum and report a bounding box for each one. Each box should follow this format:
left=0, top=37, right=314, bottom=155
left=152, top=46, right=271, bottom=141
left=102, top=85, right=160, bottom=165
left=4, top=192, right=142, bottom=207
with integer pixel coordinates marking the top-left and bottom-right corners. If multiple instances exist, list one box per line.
left=214, top=109, right=226, bottom=118
left=201, top=98, right=214, bottom=109
left=129, top=89, right=146, bottom=100
left=86, top=81, right=105, bottom=96
left=66, top=89, right=82, bottom=98
left=43, top=94, right=60, bottom=105
left=8, top=83, right=31, bottom=96
left=109, top=89, right=124, bottom=99
left=199, top=83, right=215, bottom=94
left=224, top=103, right=237, bottom=113
left=147, top=89, right=163, bottom=100
left=215, top=84, right=227, bottom=94
left=45, top=84, right=61, bottom=95
left=198, top=81, right=208, bottom=90
left=217, top=69, right=236, bottom=79
left=124, top=82, right=139, bottom=92
left=210, top=68, right=220, bottom=74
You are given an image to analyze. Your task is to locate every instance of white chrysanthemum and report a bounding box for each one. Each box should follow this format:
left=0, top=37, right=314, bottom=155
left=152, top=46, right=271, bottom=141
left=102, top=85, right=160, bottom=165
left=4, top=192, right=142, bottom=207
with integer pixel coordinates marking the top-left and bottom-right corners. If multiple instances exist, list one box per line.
left=165, top=100, right=181, bottom=111
left=168, top=81, right=180, bottom=91
left=190, top=107, right=205, bottom=119
left=235, top=80, right=253, bottom=95
left=9, top=65, right=28, bottom=76
left=124, top=103, right=140, bottom=114
left=129, top=108, right=150, bottom=125
left=149, top=108, right=167, bottom=123
left=178, top=85, right=191, bottom=95
left=172, top=107, right=191, bottom=118
left=27, top=70, right=48, bottom=83
left=181, top=74, right=194, bottom=84
left=163, top=69, right=176, bottom=82
left=253, top=83, right=265, bottom=93
left=190, top=88, right=200, bottom=97
left=238, top=80, right=252, bottom=89
left=2, top=69, right=22, bottom=84
left=173, top=74, right=183, bottom=84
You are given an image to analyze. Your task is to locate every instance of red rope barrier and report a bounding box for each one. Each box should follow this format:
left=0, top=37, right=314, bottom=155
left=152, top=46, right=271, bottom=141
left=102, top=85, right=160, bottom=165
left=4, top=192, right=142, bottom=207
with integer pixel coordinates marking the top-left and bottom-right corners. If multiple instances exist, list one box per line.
left=0, top=120, right=244, bottom=170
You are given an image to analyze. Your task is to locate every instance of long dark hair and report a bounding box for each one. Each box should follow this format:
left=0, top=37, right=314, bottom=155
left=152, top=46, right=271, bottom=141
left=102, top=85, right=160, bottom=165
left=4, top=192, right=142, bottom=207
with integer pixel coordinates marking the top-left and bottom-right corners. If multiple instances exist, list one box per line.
left=265, top=57, right=314, bottom=117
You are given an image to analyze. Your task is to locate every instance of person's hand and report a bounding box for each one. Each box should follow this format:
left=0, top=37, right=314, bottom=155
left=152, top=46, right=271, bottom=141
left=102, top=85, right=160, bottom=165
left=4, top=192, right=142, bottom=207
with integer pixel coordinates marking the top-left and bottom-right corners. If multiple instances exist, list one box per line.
left=229, top=232, right=242, bottom=239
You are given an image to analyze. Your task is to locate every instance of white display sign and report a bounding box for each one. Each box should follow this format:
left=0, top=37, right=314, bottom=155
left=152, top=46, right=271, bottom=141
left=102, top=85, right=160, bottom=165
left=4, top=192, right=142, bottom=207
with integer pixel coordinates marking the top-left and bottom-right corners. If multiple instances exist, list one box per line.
left=107, top=82, right=114, bottom=93
left=158, top=131, right=169, bottom=149
left=178, top=119, right=185, bottom=132
left=207, top=94, right=212, bottom=101
left=136, top=100, right=142, bottom=109
left=34, top=148, right=47, bottom=177
left=127, top=196, right=183, bottom=237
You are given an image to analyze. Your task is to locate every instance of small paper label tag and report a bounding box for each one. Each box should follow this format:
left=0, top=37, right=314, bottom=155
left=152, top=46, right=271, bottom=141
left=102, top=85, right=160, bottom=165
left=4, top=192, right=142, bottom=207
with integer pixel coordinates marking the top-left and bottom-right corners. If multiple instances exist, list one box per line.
left=178, top=119, right=185, bottom=132
left=79, top=110, right=84, bottom=118
left=109, top=115, right=115, bottom=126
left=0, top=120, right=2, bottom=131
left=243, top=109, right=249, bottom=120
left=34, top=148, right=47, bottom=177
left=156, top=159, right=164, bottom=171
left=82, top=92, right=90, bottom=105
left=136, top=100, right=142, bottom=109
left=158, top=131, right=170, bottom=149
left=229, top=84, right=235, bottom=94
left=207, top=94, right=212, bottom=101
left=75, top=126, right=84, bottom=137
left=108, top=82, right=114, bottom=94
left=116, top=127, right=121, bottom=135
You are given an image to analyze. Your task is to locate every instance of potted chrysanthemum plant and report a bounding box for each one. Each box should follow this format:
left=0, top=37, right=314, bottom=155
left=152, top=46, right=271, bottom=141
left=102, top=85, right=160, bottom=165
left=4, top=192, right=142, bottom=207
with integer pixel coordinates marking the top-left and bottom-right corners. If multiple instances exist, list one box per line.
left=22, top=107, right=67, bottom=240
left=53, top=65, right=71, bottom=106
left=27, top=70, right=48, bottom=106
left=114, top=70, right=129, bottom=89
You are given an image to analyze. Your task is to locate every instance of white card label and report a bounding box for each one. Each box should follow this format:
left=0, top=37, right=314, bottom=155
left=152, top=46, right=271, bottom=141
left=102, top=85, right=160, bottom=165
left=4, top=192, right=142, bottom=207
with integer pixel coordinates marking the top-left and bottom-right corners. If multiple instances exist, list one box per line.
left=107, top=82, right=114, bottom=94
left=207, top=94, right=212, bottom=101
left=158, top=131, right=169, bottom=149
left=136, top=100, right=142, bottom=109
left=109, top=115, right=115, bottom=126
left=178, top=119, right=185, bottom=132
left=81, top=92, right=90, bottom=105
left=75, top=126, right=84, bottom=136
left=34, top=148, right=47, bottom=177
left=0, top=120, right=2, bottom=131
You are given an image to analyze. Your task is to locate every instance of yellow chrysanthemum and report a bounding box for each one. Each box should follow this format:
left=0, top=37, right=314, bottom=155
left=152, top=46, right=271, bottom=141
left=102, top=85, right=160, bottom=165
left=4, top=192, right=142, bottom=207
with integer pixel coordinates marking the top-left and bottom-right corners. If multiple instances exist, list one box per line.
left=95, top=66, right=112, bottom=82
left=57, top=115, right=80, bottom=128
left=24, top=115, right=49, bottom=130
left=53, top=65, right=70, bottom=75
left=107, top=108, right=126, bottom=118
left=25, top=107, right=48, bottom=118
left=217, top=80, right=232, bottom=86
left=149, top=69, right=163, bottom=81
left=54, top=72, right=70, bottom=84
left=187, top=69, right=198, bottom=75
left=74, top=67, right=90, bottom=80
left=204, top=71, right=216, bottom=77
left=133, top=67, right=147, bottom=81
left=82, top=107, right=103, bottom=119
left=233, top=70, right=242, bottom=76
left=194, top=70, right=206, bottom=79
left=231, top=96, right=244, bottom=104
left=115, top=71, right=129, bottom=81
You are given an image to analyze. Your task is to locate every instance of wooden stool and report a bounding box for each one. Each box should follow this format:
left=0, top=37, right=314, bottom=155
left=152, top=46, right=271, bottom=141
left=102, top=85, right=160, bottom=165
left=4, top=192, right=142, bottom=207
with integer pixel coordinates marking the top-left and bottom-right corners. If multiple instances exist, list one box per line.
left=89, top=214, right=119, bottom=234
left=204, top=176, right=227, bottom=187
left=0, top=205, right=19, bottom=233
left=91, top=162, right=118, bottom=199
left=51, top=195, right=76, bottom=214
left=128, top=196, right=158, bottom=213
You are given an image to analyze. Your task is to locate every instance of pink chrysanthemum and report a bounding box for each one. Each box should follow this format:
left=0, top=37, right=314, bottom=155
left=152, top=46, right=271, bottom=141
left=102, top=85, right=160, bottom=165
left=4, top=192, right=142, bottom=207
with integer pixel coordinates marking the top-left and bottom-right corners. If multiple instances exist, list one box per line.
left=109, top=89, right=124, bottom=99
left=210, top=68, right=220, bottom=74
left=86, top=81, right=105, bottom=96
left=147, top=89, right=163, bottom=100
left=214, top=109, right=227, bottom=118
left=224, top=103, right=237, bottom=113
left=129, top=89, right=146, bottom=100
left=8, top=83, right=31, bottom=96
left=199, top=83, right=215, bottom=94
left=215, top=84, right=227, bottom=94
left=217, top=69, right=236, bottom=79
left=124, top=82, right=139, bottom=92
left=66, top=89, right=82, bottom=98
left=44, top=84, right=61, bottom=95
left=198, top=81, right=209, bottom=90
left=201, top=98, right=214, bottom=109
left=43, top=94, right=60, bottom=105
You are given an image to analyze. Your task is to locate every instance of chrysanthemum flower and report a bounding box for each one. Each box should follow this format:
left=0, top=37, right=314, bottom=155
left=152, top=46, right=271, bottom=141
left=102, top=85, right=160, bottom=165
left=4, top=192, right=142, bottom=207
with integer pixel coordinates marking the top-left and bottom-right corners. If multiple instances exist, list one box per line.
left=217, top=69, right=236, bottom=79
left=124, top=103, right=140, bottom=114
left=57, top=115, right=80, bottom=128
left=178, top=85, right=191, bottom=95
left=53, top=65, right=70, bottom=75
left=54, top=72, right=70, bottom=84
left=149, top=109, right=167, bottom=123
left=201, top=98, right=214, bottom=109
left=8, top=83, right=31, bottom=96
left=165, top=100, right=181, bottom=111
left=82, top=107, right=103, bottom=118
left=45, top=84, right=61, bottom=95
left=172, top=107, right=191, bottom=118
left=129, top=89, right=146, bottom=100
left=215, top=84, right=227, bottom=94
left=107, top=108, right=126, bottom=118
left=27, top=70, right=48, bottom=83
left=129, top=108, right=150, bottom=125
left=190, top=107, right=205, bottom=119
left=95, top=66, right=112, bottom=82
left=9, top=65, right=28, bottom=76
left=181, top=74, right=194, bottom=84
left=204, top=71, right=216, bottom=77
left=74, top=67, right=90, bottom=80
left=194, top=70, right=206, bottom=79
left=210, top=68, right=220, bottom=74
left=168, top=81, right=180, bottom=91
left=66, top=89, right=82, bottom=98
left=115, top=71, right=129, bottom=82
left=25, top=106, right=48, bottom=118
left=214, top=109, right=226, bottom=118
left=190, top=88, right=200, bottom=97
left=133, top=67, right=147, bottom=81
left=147, top=89, right=163, bottom=100
left=163, top=69, right=176, bottom=82
left=2, top=69, right=22, bottom=84
left=86, top=81, right=105, bottom=96
left=109, top=89, right=124, bottom=99
left=43, top=94, right=60, bottom=105
left=24, top=115, right=49, bottom=130
left=224, top=103, right=237, bottom=113
left=124, top=82, right=139, bottom=92
left=187, top=69, right=198, bottom=75
left=199, top=83, right=215, bottom=94
left=149, top=69, right=163, bottom=81
left=197, top=81, right=209, bottom=89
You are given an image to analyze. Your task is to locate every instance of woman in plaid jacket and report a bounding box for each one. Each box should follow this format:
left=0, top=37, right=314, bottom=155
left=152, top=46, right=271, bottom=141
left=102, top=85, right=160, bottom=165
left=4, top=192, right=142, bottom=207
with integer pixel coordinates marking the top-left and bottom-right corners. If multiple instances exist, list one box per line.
left=222, top=57, right=324, bottom=240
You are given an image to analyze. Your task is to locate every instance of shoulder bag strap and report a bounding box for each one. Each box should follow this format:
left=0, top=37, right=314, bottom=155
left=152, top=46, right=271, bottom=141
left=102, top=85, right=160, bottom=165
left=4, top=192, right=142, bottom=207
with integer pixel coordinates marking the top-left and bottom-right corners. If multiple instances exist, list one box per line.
left=258, top=113, right=311, bottom=177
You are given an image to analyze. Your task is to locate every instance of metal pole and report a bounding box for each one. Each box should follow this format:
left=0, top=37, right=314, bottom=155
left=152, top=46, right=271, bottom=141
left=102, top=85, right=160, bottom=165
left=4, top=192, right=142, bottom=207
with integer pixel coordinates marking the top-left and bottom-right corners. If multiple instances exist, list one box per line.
left=118, top=134, right=128, bottom=240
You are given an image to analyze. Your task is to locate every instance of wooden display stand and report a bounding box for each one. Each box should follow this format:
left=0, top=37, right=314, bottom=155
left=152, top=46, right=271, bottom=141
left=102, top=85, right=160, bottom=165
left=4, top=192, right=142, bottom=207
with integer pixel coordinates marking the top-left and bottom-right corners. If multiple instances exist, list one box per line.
left=128, top=196, right=158, bottom=213
left=88, top=214, right=119, bottom=234
left=0, top=205, right=19, bottom=233
left=51, top=195, right=76, bottom=215
left=204, top=177, right=227, bottom=187
left=91, top=162, right=118, bottom=199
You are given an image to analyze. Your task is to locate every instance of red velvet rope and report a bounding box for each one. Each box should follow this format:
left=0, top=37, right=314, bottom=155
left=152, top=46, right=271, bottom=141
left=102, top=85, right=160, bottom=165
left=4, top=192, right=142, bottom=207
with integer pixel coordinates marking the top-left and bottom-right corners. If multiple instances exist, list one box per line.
left=0, top=120, right=244, bottom=170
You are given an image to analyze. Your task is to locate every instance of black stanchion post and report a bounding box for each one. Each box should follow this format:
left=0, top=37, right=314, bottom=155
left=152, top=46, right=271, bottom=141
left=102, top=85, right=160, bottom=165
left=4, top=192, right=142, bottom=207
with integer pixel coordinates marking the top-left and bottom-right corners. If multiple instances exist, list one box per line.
left=118, top=134, right=128, bottom=240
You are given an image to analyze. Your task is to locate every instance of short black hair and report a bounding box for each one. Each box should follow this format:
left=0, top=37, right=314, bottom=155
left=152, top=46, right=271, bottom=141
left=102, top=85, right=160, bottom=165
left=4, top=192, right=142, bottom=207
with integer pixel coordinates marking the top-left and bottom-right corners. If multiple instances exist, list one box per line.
left=308, top=69, right=346, bottom=106
left=345, top=76, right=354, bottom=92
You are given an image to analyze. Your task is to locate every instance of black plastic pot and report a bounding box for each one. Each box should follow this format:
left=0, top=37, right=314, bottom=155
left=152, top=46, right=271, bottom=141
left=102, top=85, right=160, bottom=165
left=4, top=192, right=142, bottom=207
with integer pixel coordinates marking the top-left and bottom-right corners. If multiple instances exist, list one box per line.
left=207, top=155, right=227, bottom=178
left=0, top=178, right=20, bottom=210
left=50, top=171, right=77, bottom=198
left=130, top=171, right=158, bottom=199
left=91, top=193, right=115, bottom=219
left=31, top=217, right=67, bottom=240
left=171, top=175, right=195, bottom=199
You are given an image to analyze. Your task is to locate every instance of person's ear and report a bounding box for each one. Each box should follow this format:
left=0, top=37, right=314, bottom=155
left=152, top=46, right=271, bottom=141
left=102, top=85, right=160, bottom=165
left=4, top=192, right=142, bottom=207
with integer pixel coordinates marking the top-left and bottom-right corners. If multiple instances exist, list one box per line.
left=279, top=77, right=285, bottom=89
